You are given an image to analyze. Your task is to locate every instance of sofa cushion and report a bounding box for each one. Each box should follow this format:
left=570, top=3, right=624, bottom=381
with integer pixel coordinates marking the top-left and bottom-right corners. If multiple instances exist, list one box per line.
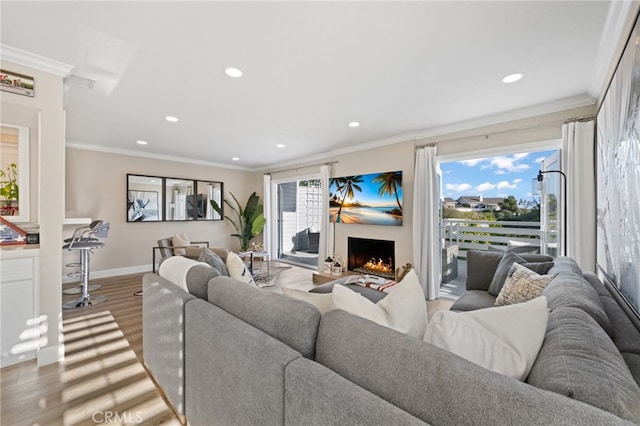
left=527, top=307, right=640, bottom=423
left=186, top=264, right=220, bottom=299
left=449, top=290, right=497, bottom=312
left=495, top=263, right=555, bottom=306
left=198, top=247, right=229, bottom=276
left=316, top=310, right=626, bottom=426
left=542, top=273, right=613, bottom=337
left=225, top=251, right=256, bottom=286
left=208, top=276, right=321, bottom=359
left=488, top=251, right=553, bottom=296
left=425, top=296, right=548, bottom=381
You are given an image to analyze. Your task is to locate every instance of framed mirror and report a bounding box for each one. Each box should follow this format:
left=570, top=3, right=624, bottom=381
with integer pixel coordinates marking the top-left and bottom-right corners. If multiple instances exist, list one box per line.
left=0, top=124, right=29, bottom=223
left=127, top=174, right=223, bottom=222
left=127, top=174, right=162, bottom=222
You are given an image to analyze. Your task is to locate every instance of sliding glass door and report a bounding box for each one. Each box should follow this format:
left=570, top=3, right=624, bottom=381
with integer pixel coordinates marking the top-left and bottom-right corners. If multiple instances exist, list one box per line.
left=275, top=178, right=322, bottom=267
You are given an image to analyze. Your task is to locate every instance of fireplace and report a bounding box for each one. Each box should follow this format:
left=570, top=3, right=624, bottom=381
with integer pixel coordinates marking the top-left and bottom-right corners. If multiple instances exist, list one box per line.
left=348, top=237, right=395, bottom=279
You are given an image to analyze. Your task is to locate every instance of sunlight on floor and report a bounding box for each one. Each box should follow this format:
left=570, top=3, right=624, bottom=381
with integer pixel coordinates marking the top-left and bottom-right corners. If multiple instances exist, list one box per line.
left=56, top=311, right=178, bottom=425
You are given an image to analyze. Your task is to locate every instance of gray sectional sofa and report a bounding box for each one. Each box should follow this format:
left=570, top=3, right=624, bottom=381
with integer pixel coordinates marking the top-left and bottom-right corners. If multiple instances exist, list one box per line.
left=142, top=252, right=640, bottom=425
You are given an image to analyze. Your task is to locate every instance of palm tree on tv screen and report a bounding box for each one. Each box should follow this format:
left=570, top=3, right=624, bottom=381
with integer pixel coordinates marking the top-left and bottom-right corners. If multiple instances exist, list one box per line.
left=331, top=175, right=364, bottom=222
left=373, top=171, right=402, bottom=212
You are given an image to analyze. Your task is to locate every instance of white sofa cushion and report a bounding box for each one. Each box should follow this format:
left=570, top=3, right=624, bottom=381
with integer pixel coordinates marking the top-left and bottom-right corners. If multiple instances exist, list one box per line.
left=424, top=296, right=548, bottom=381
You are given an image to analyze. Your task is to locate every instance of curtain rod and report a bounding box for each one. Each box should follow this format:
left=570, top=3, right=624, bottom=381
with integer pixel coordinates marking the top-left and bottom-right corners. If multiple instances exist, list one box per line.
left=565, top=114, right=596, bottom=123
left=416, top=114, right=597, bottom=148
left=415, top=124, right=541, bottom=148
left=264, top=160, right=338, bottom=175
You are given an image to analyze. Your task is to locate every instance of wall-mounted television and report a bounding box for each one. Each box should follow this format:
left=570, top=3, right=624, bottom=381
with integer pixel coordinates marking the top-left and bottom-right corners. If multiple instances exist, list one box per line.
left=329, top=170, right=403, bottom=226
left=186, top=194, right=205, bottom=219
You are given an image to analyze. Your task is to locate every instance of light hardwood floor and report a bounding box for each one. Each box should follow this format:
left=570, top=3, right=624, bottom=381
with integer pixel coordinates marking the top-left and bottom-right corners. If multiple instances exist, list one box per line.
left=0, top=262, right=453, bottom=425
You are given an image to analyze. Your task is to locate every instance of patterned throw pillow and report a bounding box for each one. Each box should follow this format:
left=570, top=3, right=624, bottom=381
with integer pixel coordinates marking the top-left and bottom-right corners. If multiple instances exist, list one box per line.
left=225, top=251, right=256, bottom=286
left=495, top=263, right=555, bottom=305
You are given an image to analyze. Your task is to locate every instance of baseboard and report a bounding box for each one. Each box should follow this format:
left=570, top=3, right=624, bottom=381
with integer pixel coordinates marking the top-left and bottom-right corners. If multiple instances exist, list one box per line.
left=62, top=264, right=151, bottom=283
left=38, top=343, right=64, bottom=366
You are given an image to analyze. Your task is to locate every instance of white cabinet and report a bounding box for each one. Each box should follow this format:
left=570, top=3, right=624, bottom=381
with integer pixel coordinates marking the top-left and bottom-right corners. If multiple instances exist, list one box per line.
left=0, top=248, right=40, bottom=367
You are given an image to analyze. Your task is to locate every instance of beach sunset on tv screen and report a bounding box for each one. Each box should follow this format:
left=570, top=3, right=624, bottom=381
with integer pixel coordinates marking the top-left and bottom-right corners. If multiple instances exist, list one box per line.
left=329, top=171, right=403, bottom=226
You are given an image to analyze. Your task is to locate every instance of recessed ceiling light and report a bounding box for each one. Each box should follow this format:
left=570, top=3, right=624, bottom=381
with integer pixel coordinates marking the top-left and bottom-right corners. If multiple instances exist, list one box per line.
left=165, top=116, right=179, bottom=122
left=136, top=140, right=148, bottom=145
left=232, top=157, right=240, bottom=161
left=225, top=68, right=243, bottom=78
left=276, top=144, right=286, bottom=148
left=502, top=73, right=524, bottom=83
left=348, top=121, right=360, bottom=128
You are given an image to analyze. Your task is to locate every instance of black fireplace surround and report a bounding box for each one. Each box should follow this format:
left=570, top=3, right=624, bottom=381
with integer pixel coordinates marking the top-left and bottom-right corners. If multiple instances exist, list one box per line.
left=348, top=237, right=395, bottom=279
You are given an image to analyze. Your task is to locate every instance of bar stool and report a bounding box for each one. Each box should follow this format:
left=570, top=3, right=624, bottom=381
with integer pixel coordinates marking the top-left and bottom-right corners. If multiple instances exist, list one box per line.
left=62, top=222, right=110, bottom=309
left=63, top=220, right=104, bottom=294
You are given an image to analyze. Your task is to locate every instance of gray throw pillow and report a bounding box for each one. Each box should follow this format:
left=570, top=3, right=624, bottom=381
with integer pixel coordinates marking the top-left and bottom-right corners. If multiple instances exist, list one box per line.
left=198, top=248, right=229, bottom=276
left=488, top=251, right=553, bottom=296
left=465, top=250, right=505, bottom=291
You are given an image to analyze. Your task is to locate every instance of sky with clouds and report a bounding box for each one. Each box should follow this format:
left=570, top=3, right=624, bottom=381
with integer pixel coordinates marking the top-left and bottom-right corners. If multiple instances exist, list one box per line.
left=440, top=149, right=557, bottom=203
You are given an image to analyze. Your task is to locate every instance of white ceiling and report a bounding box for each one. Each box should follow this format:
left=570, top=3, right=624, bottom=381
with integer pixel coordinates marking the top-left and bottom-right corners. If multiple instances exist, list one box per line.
left=0, top=1, right=632, bottom=170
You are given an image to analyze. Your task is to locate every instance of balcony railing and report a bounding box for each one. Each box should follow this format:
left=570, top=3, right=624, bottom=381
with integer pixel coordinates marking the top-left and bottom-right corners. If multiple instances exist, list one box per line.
left=442, top=218, right=544, bottom=259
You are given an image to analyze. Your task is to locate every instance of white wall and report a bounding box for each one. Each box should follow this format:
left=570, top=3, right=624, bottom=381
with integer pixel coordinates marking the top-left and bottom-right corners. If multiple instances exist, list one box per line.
left=64, top=148, right=257, bottom=276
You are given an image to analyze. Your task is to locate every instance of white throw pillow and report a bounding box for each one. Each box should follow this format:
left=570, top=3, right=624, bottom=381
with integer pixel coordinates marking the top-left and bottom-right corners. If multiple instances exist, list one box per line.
left=495, top=262, right=555, bottom=305
left=226, top=251, right=256, bottom=286
left=282, top=287, right=333, bottom=314
left=158, top=255, right=210, bottom=291
left=331, top=284, right=391, bottom=328
left=331, top=269, right=428, bottom=338
left=172, top=232, right=190, bottom=256
left=378, top=269, right=428, bottom=338
left=424, top=296, right=548, bottom=381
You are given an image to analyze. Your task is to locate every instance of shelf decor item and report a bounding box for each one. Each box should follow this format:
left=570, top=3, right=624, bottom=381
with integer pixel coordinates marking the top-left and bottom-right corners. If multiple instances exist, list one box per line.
left=0, top=216, right=27, bottom=245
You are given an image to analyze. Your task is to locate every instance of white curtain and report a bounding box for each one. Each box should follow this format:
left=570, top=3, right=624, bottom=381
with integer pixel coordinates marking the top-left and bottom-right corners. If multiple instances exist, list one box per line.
left=413, top=146, right=441, bottom=299
left=562, top=120, right=595, bottom=272
left=263, top=174, right=273, bottom=258
left=317, top=165, right=332, bottom=270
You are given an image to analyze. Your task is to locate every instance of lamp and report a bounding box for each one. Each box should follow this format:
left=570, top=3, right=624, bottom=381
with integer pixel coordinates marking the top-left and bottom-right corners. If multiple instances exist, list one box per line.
left=537, top=170, right=567, bottom=256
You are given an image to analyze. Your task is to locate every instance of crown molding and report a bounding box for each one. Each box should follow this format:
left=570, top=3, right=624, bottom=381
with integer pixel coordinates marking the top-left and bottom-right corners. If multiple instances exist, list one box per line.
left=0, top=44, right=74, bottom=77
left=65, top=142, right=253, bottom=171
left=414, top=94, right=595, bottom=140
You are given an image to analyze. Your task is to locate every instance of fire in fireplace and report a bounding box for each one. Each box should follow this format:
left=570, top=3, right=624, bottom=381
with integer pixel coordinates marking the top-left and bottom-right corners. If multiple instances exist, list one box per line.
left=348, top=237, right=395, bottom=279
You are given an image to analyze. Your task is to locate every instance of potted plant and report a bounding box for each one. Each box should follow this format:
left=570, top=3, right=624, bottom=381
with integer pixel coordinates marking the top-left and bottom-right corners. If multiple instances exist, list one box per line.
left=0, top=163, right=19, bottom=215
left=210, top=191, right=266, bottom=252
